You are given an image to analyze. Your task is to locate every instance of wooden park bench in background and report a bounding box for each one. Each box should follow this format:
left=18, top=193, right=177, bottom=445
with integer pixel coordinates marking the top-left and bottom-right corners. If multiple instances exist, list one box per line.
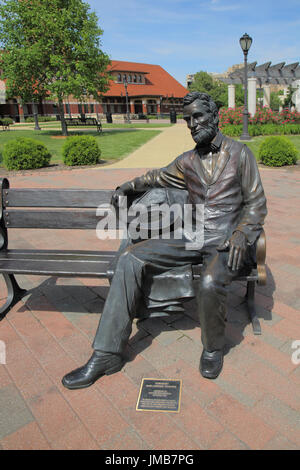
left=0, top=119, right=11, bottom=131
left=123, top=114, right=149, bottom=124
left=0, top=178, right=267, bottom=335
left=65, top=115, right=102, bottom=133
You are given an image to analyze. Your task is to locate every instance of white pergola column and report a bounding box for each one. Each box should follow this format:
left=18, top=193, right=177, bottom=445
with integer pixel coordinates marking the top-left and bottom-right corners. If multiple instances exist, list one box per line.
left=292, top=80, right=300, bottom=112
left=228, top=84, right=235, bottom=108
left=248, top=76, right=257, bottom=116
left=263, top=85, right=271, bottom=108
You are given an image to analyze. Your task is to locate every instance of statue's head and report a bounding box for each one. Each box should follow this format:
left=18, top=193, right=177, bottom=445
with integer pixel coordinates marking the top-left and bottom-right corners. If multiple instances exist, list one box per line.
left=183, top=92, right=219, bottom=147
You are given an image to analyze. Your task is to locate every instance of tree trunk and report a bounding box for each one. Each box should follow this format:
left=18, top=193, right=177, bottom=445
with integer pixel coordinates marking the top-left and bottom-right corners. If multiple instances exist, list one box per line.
left=33, top=103, right=41, bottom=131
left=58, top=99, right=68, bottom=136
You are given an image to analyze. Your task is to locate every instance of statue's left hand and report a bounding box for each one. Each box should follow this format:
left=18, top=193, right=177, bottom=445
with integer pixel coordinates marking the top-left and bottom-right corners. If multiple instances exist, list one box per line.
left=217, top=231, right=247, bottom=271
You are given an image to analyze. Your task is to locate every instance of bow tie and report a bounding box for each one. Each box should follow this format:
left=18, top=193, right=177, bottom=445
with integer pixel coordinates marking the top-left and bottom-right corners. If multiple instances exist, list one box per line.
left=197, top=142, right=219, bottom=156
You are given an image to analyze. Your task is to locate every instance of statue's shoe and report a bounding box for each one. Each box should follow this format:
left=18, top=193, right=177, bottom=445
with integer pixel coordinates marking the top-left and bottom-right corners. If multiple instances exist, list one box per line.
left=62, top=351, right=125, bottom=390
left=200, top=349, right=223, bottom=379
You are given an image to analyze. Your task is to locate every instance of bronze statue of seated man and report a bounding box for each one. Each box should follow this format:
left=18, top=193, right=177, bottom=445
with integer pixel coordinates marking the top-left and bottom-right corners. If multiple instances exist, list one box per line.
left=62, top=91, right=267, bottom=389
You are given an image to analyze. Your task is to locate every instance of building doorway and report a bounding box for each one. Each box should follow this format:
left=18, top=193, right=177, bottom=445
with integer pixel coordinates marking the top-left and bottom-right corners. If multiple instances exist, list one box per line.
left=134, top=100, right=143, bottom=114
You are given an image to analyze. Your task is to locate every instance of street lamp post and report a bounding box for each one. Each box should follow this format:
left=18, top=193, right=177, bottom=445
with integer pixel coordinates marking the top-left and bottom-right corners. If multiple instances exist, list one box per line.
left=239, top=33, right=252, bottom=141
left=123, top=77, right=131, bottom=124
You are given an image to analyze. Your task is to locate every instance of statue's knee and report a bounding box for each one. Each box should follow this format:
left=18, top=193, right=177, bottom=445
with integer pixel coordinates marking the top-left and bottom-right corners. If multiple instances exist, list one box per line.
left=117, top=247, right=141, bottom=268
left=116, top=248, right=131, bottom=266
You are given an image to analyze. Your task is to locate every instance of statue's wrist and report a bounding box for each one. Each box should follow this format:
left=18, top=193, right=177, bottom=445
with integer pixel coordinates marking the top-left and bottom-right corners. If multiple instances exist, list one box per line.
left=118, top=181, right=134, bottom=194
left=234, top=229, right=246, bottom=239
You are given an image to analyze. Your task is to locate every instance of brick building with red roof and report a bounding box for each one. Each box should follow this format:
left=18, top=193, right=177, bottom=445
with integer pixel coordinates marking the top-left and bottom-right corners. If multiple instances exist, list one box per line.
left=104, top=60, right=188, bottom=116
left=0, top=60, right=188, bottom=121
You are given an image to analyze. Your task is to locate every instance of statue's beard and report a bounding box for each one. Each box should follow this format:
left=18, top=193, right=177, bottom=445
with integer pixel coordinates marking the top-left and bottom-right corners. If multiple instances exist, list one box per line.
left=192, top=121, right=218, bottom=147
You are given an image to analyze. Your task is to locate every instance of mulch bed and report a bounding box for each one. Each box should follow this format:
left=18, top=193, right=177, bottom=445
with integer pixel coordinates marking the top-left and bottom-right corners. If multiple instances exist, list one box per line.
left=0, top=160, right=116, bottom=177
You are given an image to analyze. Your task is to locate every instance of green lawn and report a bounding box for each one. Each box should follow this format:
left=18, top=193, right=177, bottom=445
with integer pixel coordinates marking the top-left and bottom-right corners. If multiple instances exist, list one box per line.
left=233, top=135, right=300, bottom=161
left=1, top=128, right=299, bottom=168
left=0, top=129, right=161, bottom=165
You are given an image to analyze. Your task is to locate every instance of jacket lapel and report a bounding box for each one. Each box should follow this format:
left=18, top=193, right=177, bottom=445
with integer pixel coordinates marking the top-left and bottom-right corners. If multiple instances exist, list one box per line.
left=210, top=142, right=231, bottom=185
left=189, top=149, right=209, bottom=186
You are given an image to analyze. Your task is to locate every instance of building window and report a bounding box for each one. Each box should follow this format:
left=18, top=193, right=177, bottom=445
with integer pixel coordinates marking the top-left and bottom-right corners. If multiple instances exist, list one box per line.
left=138, top=75, right=142, bottom=83
left=118, top=74, right=121, bottom=82
left=123, top=74, right=127, bottom=82
left=78, top=103, right=83, bottom=114
left=133, top=75, right=137, bottom=83
left=128, top=75, right=132, bottom=83
left=90, top=103, right=94, bottom=113
left=84, top=103, right=89, bottom=113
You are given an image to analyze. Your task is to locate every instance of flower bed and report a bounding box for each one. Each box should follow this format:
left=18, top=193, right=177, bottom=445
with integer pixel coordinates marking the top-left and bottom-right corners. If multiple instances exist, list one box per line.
left=219, top=106, right=300, bottom=127
left=221, top=123, right=300, bottom=137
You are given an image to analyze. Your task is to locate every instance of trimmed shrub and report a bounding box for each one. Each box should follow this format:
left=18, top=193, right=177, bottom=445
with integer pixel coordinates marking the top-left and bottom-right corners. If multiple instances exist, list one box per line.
left=25, top=116, right=57, bottom=122
left=259, top=136, right=298, bottom=167
left=3, top=137, right=52, bottom=170
left=220, top=125, right=242, bottom=137
left=1, top=117, right=14, bottom=126
left=62, top=135, right=101, bottom=166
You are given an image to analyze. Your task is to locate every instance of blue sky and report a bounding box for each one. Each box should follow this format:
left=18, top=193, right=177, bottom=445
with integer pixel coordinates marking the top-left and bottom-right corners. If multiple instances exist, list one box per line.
left=87, top=0, right=300, bottom=86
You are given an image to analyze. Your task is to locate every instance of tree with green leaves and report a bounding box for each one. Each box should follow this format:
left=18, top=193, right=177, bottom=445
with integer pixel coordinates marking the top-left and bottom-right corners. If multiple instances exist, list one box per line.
left=0, top=0, right=111, bottom=135
left=283, top=85, right=297, bottom=109
left=188, top=71, right=228, bottom=108
left=234, top=84, right=245, bottom=107
left=270, top=91, right=282, bottom=111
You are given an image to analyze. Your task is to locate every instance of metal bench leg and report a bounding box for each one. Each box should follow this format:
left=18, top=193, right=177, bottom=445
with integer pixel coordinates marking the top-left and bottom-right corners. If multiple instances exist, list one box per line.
left=245, top=280, right=261, bottom=335
left=0, top=274, right=27, bottom=320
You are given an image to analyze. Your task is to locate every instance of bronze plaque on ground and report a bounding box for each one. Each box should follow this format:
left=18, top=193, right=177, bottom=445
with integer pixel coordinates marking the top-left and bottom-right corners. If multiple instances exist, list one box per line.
left=136, top=378, right=182, bottom=413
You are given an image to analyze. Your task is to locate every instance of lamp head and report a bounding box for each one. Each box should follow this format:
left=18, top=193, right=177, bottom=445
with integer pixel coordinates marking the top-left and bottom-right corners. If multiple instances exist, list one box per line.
left=239, top=33, right=252, bottom=53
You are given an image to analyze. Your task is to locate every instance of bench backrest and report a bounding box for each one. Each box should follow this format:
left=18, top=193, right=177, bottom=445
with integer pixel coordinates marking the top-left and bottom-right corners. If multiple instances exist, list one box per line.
left=1, top=179, right=113, bottom=230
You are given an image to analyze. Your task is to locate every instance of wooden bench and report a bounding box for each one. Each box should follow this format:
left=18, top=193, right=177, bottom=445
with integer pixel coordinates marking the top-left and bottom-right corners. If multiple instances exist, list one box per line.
left=0, top=178, right=267, bottom=335
left=124, top=114, right=149, bottom=124
left=65, top=116, right=102, bottom=133
left=0, top=119, right=11, bottom=131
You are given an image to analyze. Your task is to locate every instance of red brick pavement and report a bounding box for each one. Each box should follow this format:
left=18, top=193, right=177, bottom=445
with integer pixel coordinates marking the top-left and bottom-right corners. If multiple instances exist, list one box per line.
left=0, top=165, right=299, bottom=450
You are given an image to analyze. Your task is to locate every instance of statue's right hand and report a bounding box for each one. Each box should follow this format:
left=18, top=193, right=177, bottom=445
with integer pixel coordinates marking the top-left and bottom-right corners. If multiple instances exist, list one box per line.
left=110, top=187, right=126, bottom=208
left=111, top=181, right=134, bottom=208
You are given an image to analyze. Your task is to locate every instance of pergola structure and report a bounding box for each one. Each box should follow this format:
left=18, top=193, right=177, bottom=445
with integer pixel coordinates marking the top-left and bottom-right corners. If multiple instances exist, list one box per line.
left=220, top=61, right=300, bottom=115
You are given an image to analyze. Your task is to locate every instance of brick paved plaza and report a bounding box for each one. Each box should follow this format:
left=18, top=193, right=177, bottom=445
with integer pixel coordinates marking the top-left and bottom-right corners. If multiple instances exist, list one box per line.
left=0, top=125, right=299, bottom=450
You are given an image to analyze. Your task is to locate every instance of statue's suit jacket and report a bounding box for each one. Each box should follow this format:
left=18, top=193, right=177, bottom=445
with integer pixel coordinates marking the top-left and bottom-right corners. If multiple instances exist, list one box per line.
left=124, top=131, right=267, bottom=248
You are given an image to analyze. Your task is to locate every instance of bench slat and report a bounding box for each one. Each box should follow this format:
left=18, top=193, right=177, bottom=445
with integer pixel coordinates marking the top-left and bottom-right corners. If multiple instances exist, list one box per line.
left=0, top=250, right=116, bottom=262
left=0, top=249, right=116, bottom=277
left=4, top=189, right=112, bottom=208
left=4, top=209, right=115, bottom=229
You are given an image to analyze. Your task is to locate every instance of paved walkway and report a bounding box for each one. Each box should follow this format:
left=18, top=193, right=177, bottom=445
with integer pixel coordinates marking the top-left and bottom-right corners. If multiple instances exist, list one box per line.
left=0, top=128, right=300, bottom=450
left=102, top=123, right=194, bottom=169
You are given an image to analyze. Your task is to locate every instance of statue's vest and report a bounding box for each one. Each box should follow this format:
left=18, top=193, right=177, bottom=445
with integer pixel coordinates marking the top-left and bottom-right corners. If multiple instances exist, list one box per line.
left=181, top=138, right=245, bottom=243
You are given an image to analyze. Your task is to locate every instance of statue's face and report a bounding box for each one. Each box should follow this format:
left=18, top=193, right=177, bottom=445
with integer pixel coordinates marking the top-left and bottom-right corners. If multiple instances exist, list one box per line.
left=183, top=99, right=218, bottom=146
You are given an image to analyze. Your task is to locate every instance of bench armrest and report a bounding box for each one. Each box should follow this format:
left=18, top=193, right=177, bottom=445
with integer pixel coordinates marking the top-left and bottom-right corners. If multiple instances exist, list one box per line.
left=256, top=229, right=267, bottom=285
left=0, top=178, right=9, bottom=251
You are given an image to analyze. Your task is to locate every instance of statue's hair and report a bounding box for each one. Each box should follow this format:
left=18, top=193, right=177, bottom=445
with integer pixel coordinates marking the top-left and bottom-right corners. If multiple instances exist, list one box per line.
left=183, top=92, right=218, bottom=117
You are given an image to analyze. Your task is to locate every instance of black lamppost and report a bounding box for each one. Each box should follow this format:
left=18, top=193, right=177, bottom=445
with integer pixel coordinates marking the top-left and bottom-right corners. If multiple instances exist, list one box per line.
left=123, top=77, right=131, bottom=124
left=239, top=33, right=252, bottom=140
